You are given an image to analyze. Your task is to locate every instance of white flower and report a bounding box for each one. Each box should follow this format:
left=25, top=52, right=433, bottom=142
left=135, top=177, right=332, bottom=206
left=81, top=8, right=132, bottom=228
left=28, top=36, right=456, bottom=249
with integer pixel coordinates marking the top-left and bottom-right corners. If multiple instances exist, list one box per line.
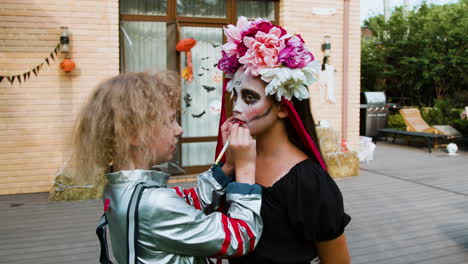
left=259, top=61, right=319, bottom=101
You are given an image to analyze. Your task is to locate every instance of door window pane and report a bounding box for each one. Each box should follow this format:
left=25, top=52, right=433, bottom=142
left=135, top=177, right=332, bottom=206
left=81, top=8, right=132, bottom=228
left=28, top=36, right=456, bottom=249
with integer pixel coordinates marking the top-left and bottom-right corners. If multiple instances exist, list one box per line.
left=177, top=0, right=226, bottom=18
left=120, top=0, right=167, bottom=15
left=237, top=0, right=275, bottom=20
left=120, top=21, right=167, bottom=73
left=180, top=26, right=223, bottom=166
left=182, top=142, right=217, bottom=166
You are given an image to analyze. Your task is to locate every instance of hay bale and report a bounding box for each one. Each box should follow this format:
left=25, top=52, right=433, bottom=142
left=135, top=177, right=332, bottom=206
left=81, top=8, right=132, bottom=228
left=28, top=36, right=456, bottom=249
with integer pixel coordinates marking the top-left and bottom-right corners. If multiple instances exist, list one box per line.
left=315, top=126, right=359, bottom=178
left=316, top=127, right=340, bottom=153
left=324, top=152, right=360, bottom=178
left=48, top=168, right=107, bottom=201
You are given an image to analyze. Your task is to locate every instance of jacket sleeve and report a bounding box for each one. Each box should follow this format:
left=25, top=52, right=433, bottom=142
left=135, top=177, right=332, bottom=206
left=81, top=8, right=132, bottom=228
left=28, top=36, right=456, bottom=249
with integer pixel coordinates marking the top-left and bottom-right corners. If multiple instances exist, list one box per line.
left=171, top=164, right=231, bottom=214
left=139, top=182, right=262, bottom=257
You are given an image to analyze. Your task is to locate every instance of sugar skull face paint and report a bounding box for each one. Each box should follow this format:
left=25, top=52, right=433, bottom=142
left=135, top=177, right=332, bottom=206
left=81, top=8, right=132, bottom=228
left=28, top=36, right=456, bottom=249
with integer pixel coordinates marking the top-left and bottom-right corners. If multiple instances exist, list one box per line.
left=231, top=68, right=278, bottom=136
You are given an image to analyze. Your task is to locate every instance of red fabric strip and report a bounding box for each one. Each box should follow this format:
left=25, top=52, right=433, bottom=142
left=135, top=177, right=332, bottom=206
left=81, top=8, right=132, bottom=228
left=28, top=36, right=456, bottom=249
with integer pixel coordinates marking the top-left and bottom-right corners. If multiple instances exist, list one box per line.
left=282, top=99, right=328, bottom=172
left=189, top=189, right=202, bottom=210
left=237, top=220, right=255, bottom=253
left=172, top=187, right=184, bottom=198
left=215, top=78, right=230, bottom=163
left=229, top=219, right=244, bottom=256
left=182, top=189, right=192, bottom=205
left=217, top=214, right=231, bottom=256
left=103, top=198, right=110, bottom=212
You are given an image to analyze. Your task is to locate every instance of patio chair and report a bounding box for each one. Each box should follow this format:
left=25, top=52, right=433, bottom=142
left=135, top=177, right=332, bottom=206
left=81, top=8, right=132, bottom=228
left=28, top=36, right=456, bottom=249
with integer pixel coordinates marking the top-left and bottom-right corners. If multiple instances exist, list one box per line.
left=399, top=108, right=461, bottom=137
left=399, top=108, right=436, bottom=133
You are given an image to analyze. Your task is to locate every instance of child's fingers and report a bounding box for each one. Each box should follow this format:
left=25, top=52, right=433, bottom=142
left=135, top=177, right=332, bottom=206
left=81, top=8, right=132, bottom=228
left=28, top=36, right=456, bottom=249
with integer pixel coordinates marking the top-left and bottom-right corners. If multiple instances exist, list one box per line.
left=221, top=117, right=235, bottom=130
left=240, top=127, right=250, bottom=141
left=238, top=127, right=245, bottom=144
left=221, top=117, right=235, bottom=143
left=221, top=117, right=233, bottom=134
left=230, top=123, right=239, bottom=143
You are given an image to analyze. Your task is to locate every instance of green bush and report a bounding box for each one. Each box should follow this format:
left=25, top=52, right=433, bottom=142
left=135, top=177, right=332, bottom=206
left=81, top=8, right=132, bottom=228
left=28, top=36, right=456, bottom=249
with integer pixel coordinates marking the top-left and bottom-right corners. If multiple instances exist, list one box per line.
left=452, top=119, right=468, bottom=136
left=388, top=113, right=406, bottom=130
left=361, top=1, right=468, bottom=106
left=419, top=99, right=468, bottom=136
left=421, top=99, right=460, bottom=126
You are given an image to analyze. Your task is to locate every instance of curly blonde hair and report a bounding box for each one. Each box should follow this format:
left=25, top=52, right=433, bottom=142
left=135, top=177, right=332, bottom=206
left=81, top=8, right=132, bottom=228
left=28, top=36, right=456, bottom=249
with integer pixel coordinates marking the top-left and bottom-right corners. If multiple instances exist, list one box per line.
left=71, top=71, right=181, bottom=183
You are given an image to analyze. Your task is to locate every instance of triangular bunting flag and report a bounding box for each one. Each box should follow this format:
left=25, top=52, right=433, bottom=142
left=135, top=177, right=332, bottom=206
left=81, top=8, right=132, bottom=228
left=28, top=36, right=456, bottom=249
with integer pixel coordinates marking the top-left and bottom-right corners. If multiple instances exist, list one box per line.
left=7, top=76, right=15, bottom=85
left=1, top=44, right=60, bottom=85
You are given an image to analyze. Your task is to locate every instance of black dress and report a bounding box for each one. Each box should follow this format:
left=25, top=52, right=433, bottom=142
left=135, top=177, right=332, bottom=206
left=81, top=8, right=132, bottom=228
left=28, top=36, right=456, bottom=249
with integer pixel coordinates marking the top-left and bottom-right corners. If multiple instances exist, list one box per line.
left=229, top=159, right=351, bottom=264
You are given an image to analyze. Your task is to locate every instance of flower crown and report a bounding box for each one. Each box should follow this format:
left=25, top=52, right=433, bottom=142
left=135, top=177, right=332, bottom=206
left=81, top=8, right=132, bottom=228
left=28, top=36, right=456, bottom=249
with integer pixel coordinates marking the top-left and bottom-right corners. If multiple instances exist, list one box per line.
left=217, top=17, right=319, bottom=101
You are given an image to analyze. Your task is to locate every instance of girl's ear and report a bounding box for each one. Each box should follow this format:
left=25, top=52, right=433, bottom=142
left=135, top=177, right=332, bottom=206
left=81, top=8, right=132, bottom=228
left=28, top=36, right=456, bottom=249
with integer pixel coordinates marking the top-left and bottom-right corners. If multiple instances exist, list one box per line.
left=277, top=102, right=289, bottom=119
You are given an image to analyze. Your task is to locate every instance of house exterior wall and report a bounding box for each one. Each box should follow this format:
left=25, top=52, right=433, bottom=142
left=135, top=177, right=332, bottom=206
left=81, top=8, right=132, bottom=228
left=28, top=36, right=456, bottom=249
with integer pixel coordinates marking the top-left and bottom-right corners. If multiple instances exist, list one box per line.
left=280, top=0, right=361, bottom=151
left=0, top=0, right=119, bottom=195
left=0, top=0, right=359, bottom=195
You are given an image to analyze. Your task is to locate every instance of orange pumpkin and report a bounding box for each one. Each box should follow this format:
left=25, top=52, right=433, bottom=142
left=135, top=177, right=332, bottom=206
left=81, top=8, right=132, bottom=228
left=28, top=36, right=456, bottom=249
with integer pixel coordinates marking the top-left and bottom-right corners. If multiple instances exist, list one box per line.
left=60, top=58, right=76, bottom=72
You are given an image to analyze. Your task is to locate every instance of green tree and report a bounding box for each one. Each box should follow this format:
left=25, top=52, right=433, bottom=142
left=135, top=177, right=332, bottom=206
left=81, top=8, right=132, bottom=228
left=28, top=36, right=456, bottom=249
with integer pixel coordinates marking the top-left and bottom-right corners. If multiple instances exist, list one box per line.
left=361, top=0, right=468, bottom=107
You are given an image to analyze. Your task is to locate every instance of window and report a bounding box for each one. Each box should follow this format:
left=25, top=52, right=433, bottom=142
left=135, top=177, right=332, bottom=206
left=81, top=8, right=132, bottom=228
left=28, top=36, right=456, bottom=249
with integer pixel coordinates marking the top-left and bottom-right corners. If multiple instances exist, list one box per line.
left=120, top=0, right=279, bottom=173
left=178, top=0, right=227, bottom=18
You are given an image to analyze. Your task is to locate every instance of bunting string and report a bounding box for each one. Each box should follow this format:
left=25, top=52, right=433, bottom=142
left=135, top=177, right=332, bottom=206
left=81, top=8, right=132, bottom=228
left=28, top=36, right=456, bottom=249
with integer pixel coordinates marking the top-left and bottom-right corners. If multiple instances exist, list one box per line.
left=0, top=43, right=60, bottom=85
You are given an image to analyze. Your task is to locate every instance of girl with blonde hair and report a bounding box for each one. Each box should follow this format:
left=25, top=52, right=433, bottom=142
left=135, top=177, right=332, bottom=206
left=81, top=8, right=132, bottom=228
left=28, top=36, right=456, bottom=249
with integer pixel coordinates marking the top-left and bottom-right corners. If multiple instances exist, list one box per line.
left=71, top=71, right=263, bottom=263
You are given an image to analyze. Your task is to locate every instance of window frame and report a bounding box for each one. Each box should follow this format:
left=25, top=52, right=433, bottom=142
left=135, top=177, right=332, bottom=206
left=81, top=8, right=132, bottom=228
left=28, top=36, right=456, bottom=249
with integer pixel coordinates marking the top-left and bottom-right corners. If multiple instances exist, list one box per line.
left=120, top=0, right=279, bottom=173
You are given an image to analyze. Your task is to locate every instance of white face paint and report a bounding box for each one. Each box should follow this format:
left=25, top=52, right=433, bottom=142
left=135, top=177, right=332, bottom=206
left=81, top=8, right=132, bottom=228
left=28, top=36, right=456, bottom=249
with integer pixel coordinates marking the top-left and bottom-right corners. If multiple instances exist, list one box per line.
left=231, top=68, right=278, bottom=136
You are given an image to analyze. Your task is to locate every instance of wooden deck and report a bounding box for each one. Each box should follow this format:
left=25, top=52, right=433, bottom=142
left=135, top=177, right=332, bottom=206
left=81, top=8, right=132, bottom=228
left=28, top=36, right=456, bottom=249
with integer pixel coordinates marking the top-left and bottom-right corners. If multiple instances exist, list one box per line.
left=1, top=142, right=468, bottom=263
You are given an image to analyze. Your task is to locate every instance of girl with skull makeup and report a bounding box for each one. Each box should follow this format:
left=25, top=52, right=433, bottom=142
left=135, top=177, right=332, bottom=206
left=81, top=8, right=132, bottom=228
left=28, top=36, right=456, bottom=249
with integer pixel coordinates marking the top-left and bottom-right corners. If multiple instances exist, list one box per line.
left=216, top=17, right=351, bottom=263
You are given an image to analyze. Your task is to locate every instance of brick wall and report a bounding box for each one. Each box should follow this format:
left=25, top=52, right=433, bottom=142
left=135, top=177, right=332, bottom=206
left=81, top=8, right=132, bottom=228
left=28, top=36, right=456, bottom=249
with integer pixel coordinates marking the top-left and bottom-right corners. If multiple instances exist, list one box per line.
left=279, top=0, right=361, bottom=151
left=0, top=0, right=360, bottom=195
left=0, top=0, right=119, bottom=195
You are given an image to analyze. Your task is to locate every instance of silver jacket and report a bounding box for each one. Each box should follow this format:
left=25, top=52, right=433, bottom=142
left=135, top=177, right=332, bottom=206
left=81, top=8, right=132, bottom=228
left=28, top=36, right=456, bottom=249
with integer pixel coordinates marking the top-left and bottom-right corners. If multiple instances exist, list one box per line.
left=103, top=165, right=262, bottom=263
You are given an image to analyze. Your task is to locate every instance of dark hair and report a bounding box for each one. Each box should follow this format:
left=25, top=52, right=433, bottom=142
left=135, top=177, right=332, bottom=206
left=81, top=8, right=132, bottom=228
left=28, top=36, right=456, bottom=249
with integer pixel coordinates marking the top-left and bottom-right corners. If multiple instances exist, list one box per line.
left=284, top=97, right=325, bottom=167
left=321, top=56, right=329, bottom=71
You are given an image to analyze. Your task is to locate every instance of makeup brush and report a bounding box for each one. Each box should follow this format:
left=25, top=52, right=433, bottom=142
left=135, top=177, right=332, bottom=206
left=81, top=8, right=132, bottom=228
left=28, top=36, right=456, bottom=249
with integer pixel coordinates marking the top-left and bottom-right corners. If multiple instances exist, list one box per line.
left=214, top=140, right=229, bottom=165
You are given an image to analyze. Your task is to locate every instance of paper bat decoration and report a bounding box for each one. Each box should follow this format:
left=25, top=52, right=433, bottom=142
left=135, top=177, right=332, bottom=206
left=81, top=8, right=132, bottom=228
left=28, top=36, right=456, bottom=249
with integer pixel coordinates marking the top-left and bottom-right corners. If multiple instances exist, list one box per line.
left=192, top=110, right=206, bottom=118
left=202, top=85, right=216, bottom=93
left=183, top=93, right=192, bottom=107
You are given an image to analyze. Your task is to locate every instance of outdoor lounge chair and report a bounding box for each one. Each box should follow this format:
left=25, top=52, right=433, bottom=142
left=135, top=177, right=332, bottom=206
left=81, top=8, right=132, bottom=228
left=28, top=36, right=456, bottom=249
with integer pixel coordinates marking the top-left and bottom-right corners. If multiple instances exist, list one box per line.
left=399, top=108, right=436, bottom=133
left=399, top=108, right=461, bottom=137
left=373, top=108, right=462, bottom=152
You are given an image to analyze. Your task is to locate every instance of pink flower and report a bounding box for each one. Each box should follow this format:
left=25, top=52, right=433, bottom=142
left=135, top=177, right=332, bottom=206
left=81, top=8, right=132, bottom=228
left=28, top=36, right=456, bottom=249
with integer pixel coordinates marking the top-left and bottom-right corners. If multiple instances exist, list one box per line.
left=224, top=16, right=250, bottom=44
left=218, top=51, right=240, bottom=74
left=278, top=35, right=314, bottom=68
left=237, top=41, right=248, bottom=57
left=239, top=27, right=283, bottom=76
left=222, top=42, right=238, bottom=56
left=241, top=21, right=287, bottom=41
